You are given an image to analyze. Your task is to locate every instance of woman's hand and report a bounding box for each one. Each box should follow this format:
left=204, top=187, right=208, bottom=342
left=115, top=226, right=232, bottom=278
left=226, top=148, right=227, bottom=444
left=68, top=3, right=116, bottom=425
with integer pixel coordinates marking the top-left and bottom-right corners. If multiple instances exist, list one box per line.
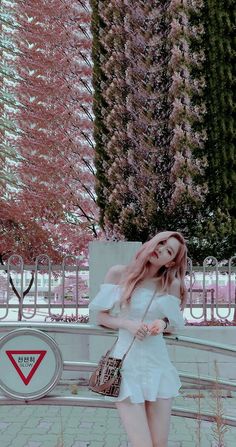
left=148, top=319, right=166, bottom=335
left=124, top=320, right=150, bottom=340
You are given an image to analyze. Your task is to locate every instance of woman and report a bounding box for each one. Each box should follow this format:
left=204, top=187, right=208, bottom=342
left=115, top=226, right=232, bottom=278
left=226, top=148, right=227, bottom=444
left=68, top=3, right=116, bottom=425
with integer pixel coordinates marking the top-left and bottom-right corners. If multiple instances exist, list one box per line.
left=89, top=231, right=187, bottom=447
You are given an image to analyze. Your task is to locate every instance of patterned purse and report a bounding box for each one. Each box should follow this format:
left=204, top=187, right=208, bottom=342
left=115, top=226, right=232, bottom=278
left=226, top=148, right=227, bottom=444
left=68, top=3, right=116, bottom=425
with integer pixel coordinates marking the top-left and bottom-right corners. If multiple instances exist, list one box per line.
left=88, top=343, right=123, bottom=397
left=88, top=288, right=157, bottom=397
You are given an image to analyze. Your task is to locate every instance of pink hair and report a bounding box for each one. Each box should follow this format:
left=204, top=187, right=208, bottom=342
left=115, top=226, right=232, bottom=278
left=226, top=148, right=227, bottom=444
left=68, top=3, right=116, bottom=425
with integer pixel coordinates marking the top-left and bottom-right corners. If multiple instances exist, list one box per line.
left=120, top=231, right=188, bottom=310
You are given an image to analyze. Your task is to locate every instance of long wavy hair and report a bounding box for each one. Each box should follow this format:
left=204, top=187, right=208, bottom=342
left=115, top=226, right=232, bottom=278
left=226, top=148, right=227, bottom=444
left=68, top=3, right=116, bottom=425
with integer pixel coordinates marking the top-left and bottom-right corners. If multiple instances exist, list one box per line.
left=120, top=231, right=188, bottom=311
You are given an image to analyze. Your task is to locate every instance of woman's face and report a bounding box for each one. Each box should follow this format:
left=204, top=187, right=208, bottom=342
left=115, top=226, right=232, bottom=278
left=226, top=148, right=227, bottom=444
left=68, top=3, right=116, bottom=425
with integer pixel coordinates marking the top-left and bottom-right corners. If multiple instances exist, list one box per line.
left=149, top=237, right=180, bottom=268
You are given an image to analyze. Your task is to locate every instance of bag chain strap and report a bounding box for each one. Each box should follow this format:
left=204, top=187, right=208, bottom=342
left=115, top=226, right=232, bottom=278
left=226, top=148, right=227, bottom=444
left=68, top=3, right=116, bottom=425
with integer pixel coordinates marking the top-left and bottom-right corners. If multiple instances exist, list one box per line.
left=104, top=287, right=157, bottom=363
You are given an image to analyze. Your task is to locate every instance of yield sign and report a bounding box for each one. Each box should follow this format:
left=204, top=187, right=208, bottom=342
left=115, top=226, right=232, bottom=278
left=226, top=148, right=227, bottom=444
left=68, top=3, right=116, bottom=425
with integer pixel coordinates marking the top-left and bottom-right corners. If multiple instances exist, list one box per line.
left=6, top=350, right=47, bottom=385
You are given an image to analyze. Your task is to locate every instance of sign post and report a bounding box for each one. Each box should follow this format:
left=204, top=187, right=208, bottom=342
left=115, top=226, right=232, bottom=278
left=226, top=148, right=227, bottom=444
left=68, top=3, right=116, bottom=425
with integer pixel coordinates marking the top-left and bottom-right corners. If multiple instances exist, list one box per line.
left=0, top=328, right=63, bottom=400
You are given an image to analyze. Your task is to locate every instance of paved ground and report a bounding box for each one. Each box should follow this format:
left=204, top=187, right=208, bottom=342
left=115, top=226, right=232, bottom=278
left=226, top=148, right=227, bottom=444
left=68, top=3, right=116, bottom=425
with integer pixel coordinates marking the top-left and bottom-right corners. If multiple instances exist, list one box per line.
left=0, top=386, right=236, bottom=447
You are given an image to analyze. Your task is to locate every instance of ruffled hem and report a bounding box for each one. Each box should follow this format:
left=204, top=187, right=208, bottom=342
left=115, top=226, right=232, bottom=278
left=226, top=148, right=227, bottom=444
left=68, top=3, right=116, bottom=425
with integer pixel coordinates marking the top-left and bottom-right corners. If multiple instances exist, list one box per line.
left=113, top=366, right=182, bottom=404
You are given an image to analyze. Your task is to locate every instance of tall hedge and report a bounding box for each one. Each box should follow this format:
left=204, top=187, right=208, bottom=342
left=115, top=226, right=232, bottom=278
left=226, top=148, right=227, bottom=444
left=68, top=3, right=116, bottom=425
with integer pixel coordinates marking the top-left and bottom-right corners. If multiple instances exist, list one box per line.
left=91, top=0, right=235, bottom=261
left=197, top=0, right=236, bottom=260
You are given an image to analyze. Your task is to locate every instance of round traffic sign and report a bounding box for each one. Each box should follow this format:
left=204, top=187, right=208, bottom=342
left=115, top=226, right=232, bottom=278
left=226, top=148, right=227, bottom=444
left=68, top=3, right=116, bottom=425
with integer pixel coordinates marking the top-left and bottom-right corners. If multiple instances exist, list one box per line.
left=0, top=328, right=63, bottom=400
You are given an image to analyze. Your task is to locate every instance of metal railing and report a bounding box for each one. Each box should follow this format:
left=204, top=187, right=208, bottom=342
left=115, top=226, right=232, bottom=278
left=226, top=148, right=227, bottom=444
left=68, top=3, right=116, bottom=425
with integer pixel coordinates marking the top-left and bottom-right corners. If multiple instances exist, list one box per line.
left=0, top=323, right=235, bottom=427
left=0, top=254, right=89, bottom=321
left=187, top=256, right=236, bottom=321
left=0, top=255, right=236, bottom=322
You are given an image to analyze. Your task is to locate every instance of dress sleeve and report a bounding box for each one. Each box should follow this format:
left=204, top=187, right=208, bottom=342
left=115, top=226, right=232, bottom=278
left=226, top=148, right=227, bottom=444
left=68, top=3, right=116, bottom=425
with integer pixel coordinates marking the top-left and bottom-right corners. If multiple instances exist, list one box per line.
left=157, top=294, right=185, bottom=330
left=89, top=283, right=122, bottom=315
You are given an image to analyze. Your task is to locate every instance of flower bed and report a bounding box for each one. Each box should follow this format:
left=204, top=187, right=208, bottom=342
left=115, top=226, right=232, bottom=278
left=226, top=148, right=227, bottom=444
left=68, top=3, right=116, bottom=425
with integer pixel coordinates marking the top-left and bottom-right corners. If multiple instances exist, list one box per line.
left=46, top=314, right=89, bottom=323
left=185, top=318, right=236, bottom=326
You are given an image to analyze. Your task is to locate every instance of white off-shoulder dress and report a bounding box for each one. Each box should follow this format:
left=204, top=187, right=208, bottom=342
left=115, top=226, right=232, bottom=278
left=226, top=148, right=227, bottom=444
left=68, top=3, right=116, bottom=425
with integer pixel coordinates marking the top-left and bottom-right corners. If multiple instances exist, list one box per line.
left=89, top=280, right=185, bottom=404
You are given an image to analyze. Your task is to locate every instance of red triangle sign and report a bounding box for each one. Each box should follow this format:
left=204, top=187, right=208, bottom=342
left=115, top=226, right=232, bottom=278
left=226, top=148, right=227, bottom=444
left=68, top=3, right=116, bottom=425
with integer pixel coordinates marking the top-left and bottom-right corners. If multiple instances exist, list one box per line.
left=6, top=350, right=47, bottom=385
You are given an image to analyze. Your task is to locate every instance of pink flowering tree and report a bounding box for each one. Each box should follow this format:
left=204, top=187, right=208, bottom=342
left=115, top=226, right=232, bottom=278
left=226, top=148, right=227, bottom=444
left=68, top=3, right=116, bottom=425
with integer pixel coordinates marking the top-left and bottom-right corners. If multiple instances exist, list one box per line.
left=0, top=0, right=99, bottom=317
left=1, top=0, right=99, bottom=262
left=53, top=274, right=88, bottom=302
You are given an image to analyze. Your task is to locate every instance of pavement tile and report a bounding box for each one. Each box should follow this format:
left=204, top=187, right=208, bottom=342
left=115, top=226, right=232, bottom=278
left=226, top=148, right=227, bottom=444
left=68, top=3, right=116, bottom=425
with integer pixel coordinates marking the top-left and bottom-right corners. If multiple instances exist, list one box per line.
left=3, top=423, right=28, bottom=435
left=5, top=436, right=31, bottom=447
left=0, top=422, right=11, bottom=430
left=0, top=387, right=236, bottom=447
left=72, top=433, right=103, bottom=442
left=88, top=443, right=106, bottom=447
left=48, top=424, right=64, bottom=435
left=25, top=442, right=42, bottom=447
left=73, top=428, right=94, bottom=435
left=1, top=438, right=15, bottom=447
left=37, top=421, right=53, bottom=429
left=79, top=422, right=94, bottom=429
left=83, top=434, right=105, bottom=442
left=104, top=435, right=121, bottom=446
left=72, top=443, right=90, bottom=447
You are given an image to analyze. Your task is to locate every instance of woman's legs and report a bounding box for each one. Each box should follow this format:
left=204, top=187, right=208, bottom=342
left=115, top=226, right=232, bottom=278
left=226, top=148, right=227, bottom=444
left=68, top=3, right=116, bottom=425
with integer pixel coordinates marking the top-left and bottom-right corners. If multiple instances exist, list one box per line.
left=116, top=398, right=153, bottom=447
left=145, top=397, right=173, bottom=447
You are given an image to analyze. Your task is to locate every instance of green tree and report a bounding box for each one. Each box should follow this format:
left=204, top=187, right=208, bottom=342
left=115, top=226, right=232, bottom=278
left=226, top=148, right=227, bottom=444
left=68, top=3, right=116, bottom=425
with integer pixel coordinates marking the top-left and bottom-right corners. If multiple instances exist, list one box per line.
left=195, top=0, right=236, bottom=261
left=91, top=0, right=211, bottom=262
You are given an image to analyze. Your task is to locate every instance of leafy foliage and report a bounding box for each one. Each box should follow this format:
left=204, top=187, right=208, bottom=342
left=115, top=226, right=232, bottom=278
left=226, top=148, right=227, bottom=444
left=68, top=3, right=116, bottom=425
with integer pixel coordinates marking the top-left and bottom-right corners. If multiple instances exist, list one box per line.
left=91, top=1, right=207, bottom=250
left=196, top=0, right=236, bottom=260
left=91, top=0, right=235, bottom=262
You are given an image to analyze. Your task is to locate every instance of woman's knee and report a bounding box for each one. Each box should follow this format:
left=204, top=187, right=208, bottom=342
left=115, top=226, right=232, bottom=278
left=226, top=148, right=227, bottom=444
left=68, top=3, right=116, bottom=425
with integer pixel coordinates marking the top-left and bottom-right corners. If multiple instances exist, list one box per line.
left=116, top=400, right=153, bottom=447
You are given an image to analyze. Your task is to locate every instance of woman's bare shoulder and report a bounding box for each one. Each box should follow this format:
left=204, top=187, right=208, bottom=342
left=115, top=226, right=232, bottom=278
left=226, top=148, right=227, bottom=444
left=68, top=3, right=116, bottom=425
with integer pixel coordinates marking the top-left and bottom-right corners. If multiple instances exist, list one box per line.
left=104, top=265, right=127, bottom=285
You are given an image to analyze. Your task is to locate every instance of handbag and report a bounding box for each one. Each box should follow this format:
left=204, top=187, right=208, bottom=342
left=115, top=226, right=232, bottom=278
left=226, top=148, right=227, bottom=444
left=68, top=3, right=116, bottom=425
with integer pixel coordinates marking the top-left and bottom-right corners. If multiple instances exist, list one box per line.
left=88, top=288, right=157, bottom=397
